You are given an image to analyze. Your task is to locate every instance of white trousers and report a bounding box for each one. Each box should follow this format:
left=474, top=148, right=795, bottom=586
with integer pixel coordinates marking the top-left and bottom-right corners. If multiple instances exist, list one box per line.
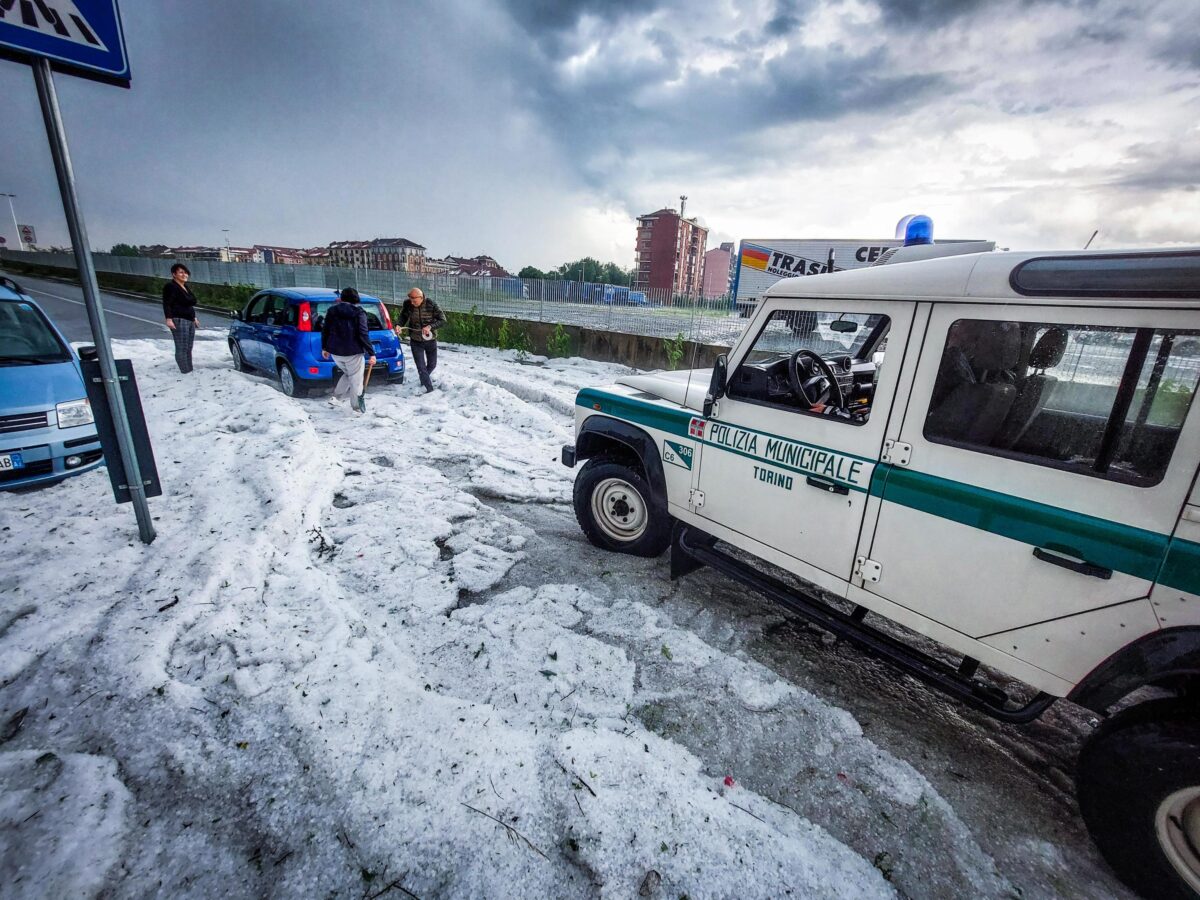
left=331, top=353, right=365, bottom=404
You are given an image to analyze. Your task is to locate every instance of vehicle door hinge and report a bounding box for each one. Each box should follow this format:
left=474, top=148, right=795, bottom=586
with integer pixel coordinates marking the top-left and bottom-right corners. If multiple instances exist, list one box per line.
left=882, top=439, right=912, bottom=467
left=854, top=556, right=882, bottom=583
left=689, top=489, right=705, bottom=509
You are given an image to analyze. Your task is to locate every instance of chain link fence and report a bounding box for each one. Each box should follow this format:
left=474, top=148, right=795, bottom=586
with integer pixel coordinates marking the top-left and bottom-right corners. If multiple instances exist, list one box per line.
left=4, top=250, right=748, bottom=349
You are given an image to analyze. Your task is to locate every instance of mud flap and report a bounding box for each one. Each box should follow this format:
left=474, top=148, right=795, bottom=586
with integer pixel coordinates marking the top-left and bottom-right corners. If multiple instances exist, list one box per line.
left=670, top=521, right=712, bottom=580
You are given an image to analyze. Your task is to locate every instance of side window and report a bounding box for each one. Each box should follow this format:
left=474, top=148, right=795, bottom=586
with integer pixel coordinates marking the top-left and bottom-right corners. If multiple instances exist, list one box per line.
left=924, top=318, right=1200, bottom=486
left=262, top=294, right=286, bottom=326
left=244, top=294, right=268, bottom=323
left=281, top=302, right=299, bottom=328
left=728, top=308, right=890, bottom=424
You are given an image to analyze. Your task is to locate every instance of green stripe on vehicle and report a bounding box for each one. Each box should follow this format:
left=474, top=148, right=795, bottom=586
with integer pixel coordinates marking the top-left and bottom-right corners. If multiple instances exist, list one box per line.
left=1159, top=537, right=1200, bottom=595
left=576, top=389, right=1200, bottom=595
left=576, top=388, right=692, bottom=438
left=870, top=464, right=1170, bottom=583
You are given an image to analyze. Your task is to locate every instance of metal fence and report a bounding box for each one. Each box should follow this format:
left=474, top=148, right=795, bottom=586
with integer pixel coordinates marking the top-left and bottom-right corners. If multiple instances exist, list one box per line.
left=3, top=249, right=748, bottom=348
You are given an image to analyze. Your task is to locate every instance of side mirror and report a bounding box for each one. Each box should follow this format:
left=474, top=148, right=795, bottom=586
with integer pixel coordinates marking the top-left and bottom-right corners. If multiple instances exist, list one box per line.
left=77, top=345, right=97, bottom=361
left=703, top=354, right=727, bottom=418
left=233, top=310, right=243, bottom=321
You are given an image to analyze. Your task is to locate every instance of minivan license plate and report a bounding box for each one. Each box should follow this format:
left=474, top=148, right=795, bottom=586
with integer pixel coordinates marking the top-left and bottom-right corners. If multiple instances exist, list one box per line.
left=0, top=452, right=24, bottom=471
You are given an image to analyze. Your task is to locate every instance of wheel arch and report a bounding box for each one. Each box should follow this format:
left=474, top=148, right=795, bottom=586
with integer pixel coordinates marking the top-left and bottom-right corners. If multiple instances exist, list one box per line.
left=576, top=416, right=667, bottom=506
left=1069, top=626, right=1200, bottom=713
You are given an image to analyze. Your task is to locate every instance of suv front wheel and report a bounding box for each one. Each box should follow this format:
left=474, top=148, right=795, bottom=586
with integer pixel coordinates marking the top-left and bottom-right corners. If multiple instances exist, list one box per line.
left=1077, top=698, right=1200, bottom=899
left=573, top=457, right=671, bottom=557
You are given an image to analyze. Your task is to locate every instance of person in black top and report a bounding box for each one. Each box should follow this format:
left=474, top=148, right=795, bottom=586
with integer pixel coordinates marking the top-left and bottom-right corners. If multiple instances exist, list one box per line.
left=162, top=263, right=200, bottom=373
left=395, top=288, right=447, bottom=393
left=321, top=287, right=376, bottom=413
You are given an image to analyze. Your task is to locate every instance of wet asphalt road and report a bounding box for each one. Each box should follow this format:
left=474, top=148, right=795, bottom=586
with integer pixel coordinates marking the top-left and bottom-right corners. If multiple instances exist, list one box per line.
left=2, top=269, right=227, bottom=343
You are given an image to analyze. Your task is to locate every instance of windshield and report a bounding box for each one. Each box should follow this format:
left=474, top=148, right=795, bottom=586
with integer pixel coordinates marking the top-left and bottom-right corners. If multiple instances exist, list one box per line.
left=0, top=300, right=71, bottom=365
left=743, top=310, right=886, bottom=364
left=313, top=300, right=387, bottom=330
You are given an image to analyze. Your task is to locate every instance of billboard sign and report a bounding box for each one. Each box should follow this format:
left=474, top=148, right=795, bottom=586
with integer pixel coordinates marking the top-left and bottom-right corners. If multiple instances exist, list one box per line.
left=0, top=0, right=130, bottom=86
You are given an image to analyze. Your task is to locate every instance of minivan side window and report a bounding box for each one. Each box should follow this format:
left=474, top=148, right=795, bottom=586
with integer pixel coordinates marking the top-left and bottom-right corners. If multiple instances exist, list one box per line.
left=924, top=318, right=1200, bottom=487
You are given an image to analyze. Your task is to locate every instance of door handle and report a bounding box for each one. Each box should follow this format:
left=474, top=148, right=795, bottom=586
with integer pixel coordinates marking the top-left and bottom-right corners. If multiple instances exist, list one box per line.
left=806, top=475, right=849, bottom=495
left=1033, top=547, right=1112, bottom=580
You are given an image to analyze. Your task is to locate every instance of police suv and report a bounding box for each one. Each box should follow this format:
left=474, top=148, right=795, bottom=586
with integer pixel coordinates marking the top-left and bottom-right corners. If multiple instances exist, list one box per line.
left=563, top=248, right=1200, bottom=899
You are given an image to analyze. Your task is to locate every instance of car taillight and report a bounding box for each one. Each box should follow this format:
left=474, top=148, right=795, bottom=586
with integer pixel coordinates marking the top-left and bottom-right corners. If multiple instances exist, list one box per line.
left=298, top=301, right=312, bottom=331
left=381, top=303, right=393, bottom=330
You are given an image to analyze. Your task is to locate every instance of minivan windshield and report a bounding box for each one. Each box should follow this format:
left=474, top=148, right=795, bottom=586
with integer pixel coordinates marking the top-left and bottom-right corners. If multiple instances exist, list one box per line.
left=312, top=300, right=387, bottom=330
left=0, top=300, right=71, bottom=365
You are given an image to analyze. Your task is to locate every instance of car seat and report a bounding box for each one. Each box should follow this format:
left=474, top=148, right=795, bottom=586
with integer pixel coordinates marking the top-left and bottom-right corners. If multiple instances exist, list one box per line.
left=996, top=326, right=1069, bottom=450
left=925, top=321, right=1021, bottom=445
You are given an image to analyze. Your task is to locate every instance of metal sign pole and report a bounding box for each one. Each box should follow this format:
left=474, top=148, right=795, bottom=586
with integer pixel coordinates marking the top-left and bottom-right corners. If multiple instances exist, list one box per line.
left=33, top=58, right=155, bottom=544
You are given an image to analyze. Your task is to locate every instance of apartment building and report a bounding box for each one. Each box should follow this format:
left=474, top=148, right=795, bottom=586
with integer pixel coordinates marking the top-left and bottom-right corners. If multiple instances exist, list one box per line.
left=702, top=241, right=735, bottom=298
left=632, top=204, right=708, bottom=299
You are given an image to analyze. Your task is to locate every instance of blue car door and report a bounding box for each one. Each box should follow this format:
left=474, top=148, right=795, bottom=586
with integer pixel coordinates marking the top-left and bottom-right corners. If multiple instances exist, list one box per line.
left=236, top=293, right=269, bottom=369
left=259, top=294, right=288, bottom=371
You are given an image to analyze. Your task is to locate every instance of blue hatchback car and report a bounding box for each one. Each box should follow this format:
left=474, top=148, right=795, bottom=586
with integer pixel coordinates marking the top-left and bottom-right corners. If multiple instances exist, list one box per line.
left=0, top=276, right=103, bottom=490
left=228, top=288, right=405, bottom=396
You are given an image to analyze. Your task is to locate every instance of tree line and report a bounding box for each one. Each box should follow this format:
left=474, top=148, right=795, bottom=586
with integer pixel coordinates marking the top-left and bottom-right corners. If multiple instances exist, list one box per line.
left=517, top=257, right=632, bottom=286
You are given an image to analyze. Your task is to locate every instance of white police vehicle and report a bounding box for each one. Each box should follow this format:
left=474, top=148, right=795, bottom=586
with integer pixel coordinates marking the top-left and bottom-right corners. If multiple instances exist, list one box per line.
left=563, top=247, right=1200, bottom=899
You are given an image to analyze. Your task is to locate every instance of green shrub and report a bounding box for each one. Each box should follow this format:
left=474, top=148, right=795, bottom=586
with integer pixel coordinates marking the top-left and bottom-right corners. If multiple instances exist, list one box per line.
left=512, top=326, right=532, bottom=362
left=664, top=332, right=687, bottom=370
left=438, top=305, right=492, bottom=346
left=547, top=322, right=571, bottom=358
left=497, top=319, right=512, bottom=350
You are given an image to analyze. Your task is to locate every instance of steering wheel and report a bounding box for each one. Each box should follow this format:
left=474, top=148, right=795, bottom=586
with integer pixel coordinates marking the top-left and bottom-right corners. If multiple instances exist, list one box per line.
left=788, top=349, right=845, bottom=410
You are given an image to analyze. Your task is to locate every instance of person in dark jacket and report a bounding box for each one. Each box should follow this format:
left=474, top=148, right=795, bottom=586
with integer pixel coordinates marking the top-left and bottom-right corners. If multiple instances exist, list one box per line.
left=321, top=287, right=376, bottom=413
left=162, top=263, right=200, bottom=373
left=395, top=288, right=447, bottom=393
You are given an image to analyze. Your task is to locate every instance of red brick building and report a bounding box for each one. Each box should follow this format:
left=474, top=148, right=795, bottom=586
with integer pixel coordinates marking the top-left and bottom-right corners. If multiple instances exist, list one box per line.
left=632, top=205, right=708, bottom=299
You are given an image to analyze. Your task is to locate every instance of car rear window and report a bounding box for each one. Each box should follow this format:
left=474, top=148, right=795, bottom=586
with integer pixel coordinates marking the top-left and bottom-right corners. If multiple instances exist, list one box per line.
left=0, top=301, right=71, bottom=365
left=312, top=300, right=387, bottom=329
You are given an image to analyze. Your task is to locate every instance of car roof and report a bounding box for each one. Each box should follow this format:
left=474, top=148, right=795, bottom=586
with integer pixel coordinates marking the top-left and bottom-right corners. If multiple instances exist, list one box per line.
left=765, top=247, right=1200, bottom=308
left=264, top=287, right=384, bottom=302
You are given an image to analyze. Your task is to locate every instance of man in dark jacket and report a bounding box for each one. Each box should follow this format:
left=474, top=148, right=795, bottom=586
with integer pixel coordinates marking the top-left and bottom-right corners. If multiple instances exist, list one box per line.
left=321, top=287, right=376, bottom=413
left=395, top=288, right=447, bottom=393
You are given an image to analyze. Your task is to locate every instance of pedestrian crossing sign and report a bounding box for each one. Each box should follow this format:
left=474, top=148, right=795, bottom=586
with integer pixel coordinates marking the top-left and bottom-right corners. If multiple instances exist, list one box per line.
left=0, top=0, right=130, bottom=87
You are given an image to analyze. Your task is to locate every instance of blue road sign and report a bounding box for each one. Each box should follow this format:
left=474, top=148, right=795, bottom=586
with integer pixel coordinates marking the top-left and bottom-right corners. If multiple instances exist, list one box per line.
left=0, top=0, right=129, bottom=87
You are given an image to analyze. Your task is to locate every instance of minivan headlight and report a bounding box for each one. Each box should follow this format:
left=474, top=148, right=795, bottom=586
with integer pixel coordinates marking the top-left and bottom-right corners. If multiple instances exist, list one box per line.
left=56, top=398, right=94, bottom=429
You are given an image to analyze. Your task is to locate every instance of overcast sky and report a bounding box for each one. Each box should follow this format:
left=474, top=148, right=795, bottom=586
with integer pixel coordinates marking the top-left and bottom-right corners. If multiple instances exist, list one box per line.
left=0, top=0, right=1196, bottom=269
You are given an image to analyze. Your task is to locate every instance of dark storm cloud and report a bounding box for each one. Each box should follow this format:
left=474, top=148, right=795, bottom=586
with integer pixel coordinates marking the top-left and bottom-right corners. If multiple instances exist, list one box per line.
left=765, top=0, right=808, bottom=34
left=515, top=34, right=948, bottom=186
left=500, top=0, right=646, bottom=36
left=1102, top=141, right=1200, bottom=193
left=1155, top=29, right=1200, bottom=69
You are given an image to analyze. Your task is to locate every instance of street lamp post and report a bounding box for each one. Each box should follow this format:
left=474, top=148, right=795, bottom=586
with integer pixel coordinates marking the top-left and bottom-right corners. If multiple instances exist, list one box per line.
left=0, top=193, right=21, bottom=251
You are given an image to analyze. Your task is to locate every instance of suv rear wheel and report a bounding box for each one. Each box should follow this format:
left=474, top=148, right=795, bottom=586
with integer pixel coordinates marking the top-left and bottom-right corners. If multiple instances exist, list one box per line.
left=573, top=457, right=670, bottom=557
left=278, top=361, right=308, bottom=398
left=1077, top=698, right=1200, bottom=899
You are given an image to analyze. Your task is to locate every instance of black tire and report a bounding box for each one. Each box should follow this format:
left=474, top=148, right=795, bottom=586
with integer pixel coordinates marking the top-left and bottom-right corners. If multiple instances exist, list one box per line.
left=230, top=339, right=250, bottom=372
left=1077, top=698, right=1200, bottom=899
left=572, top=457, right=671, bottom=557
left=278, top=361, right=308, bottom=397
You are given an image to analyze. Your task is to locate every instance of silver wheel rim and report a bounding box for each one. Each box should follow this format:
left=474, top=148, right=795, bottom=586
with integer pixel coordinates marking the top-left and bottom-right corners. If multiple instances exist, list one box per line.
left=590, top=477, right=648, bottom=542
left=280, top=365, right=295, bottom=395
left=1156, top=786, right=1200, bottom=892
